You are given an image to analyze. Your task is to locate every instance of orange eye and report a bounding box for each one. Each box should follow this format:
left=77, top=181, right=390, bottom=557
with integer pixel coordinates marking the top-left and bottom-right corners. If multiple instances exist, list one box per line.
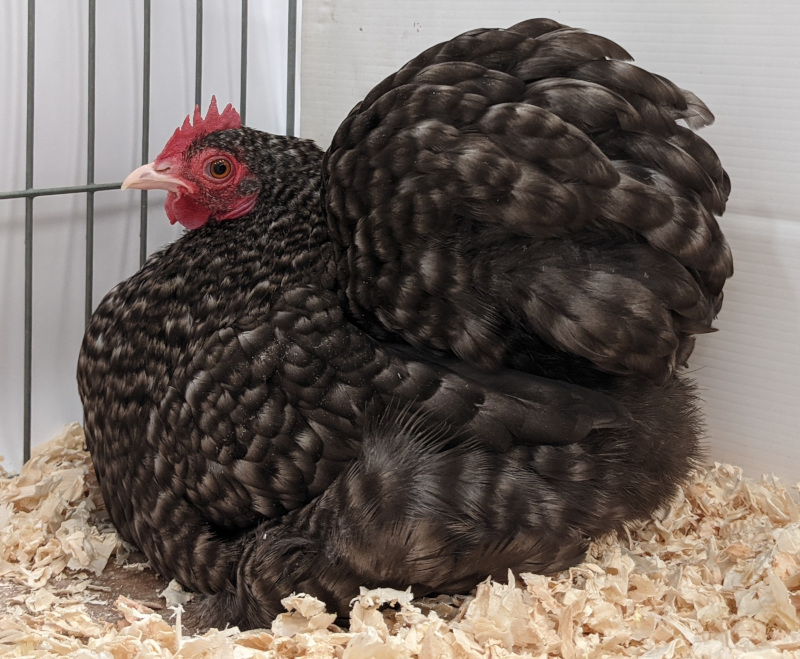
left=208, top=158, right=232, bottom=179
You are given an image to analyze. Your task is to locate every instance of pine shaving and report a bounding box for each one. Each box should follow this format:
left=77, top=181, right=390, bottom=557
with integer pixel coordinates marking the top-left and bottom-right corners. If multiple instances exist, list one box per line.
left=1, top=424, right=799, bottom=657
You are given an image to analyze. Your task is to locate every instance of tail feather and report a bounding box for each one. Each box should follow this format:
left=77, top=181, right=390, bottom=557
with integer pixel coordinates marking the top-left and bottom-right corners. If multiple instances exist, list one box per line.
left=482, top=238, right=718, bottom=382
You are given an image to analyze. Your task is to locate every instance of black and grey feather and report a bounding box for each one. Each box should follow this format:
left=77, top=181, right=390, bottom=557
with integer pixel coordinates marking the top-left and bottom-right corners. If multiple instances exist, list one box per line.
left=78, top=19, right=725, bottom=631
left=324, top=18, right=731, bottom=383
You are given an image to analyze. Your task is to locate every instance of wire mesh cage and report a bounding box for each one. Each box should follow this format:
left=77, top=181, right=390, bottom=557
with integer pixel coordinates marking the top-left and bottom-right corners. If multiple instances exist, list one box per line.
left=2, top=3, right=800, bottom=652
left=0, top=0, right=298, bottom=471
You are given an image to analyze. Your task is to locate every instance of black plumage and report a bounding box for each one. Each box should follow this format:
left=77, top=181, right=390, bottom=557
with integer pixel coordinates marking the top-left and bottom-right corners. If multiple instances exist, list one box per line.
left=325, top=18, right=731, bottom=383
left=77, top=19, right=728, bottom=630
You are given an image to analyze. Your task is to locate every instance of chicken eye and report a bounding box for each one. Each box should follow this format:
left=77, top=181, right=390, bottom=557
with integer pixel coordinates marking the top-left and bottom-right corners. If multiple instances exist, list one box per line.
left=207, top=159, right=232, bottom=180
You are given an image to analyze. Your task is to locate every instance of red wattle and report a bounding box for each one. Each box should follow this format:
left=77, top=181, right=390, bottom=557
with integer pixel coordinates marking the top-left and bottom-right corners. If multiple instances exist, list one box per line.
left=165, top=193, right=212, bottom=230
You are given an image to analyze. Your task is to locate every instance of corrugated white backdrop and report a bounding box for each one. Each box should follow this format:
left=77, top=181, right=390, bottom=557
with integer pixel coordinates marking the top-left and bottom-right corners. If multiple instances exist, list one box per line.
left=300, top=1, right=800, bottom=482
left=0, top=0, right=291, bottom=471
left=1, top=1, right=797, bottom=484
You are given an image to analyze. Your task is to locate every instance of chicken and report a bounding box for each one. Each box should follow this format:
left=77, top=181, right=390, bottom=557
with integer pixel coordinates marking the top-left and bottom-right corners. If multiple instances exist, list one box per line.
left=78, top=19, right=728, bottom=630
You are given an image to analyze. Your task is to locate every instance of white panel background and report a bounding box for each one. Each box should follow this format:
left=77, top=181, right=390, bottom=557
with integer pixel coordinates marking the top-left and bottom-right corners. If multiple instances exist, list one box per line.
left=0, top=0, right=291, bottom=472
left=301, top=1, right=800, bottom=482
left=1, top=1, right=797, bottom=483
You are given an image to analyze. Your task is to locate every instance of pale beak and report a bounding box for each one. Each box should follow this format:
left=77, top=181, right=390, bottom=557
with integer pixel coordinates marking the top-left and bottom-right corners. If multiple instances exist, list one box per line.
left=121, top=162, right=188, bottom=193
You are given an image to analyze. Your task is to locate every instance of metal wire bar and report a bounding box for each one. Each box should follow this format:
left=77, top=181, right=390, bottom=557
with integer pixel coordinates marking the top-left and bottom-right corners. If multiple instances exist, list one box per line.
left=195, top=0, right=203, bottom=107
left=240, top=0, right=248, bottom=125
left=0, top=182, right=123, bottom=201
left=5, top=0, right=279, bottom=464
left=140, top=0, right=151, bottom=266
left=85, top=0, right=96, bottom=325
left=286, top=0, right=297, bottom=136
left=23, top=0, right=35, bottom=464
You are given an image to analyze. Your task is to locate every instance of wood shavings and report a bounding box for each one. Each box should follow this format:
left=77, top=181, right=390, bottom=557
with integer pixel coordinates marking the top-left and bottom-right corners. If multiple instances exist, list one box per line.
left=159, top=579, right=195, bottom=609
left=2, top=426, right=799, bottom=657
left=271, top=593, right=338, bottom=636
left=0, top=423, right=119, bottom=587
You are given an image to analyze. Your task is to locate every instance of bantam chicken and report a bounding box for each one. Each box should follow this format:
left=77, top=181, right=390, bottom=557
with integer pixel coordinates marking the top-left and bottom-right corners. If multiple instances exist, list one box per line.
left=78, top=19, right=730, bottom=630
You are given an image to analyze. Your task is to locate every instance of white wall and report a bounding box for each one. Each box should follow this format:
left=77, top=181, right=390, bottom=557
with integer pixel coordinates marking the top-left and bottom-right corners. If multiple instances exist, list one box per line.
left=0, top=0, right=291, bottom=472
left=301, top=1, right=800, bottom=482
left=2, top=1, right=797, bottom=484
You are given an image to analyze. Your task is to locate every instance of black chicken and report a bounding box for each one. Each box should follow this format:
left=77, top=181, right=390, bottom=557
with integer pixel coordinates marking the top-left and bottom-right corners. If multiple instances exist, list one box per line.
left=78, top=19, right=729, bottom=630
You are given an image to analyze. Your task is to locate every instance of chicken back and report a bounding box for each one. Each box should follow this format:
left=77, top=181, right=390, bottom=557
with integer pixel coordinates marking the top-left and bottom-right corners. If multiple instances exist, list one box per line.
left=324, top=18, right=731, bottom=383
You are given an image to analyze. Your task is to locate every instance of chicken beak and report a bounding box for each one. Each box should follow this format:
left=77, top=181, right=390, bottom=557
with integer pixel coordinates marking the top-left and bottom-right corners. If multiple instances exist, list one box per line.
left=121, top=162, right=188, bottom=194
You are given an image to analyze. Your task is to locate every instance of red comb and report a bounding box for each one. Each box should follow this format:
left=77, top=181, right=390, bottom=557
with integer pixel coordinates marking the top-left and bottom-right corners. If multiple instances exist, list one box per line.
left=157, top=96, right=241, bottom=160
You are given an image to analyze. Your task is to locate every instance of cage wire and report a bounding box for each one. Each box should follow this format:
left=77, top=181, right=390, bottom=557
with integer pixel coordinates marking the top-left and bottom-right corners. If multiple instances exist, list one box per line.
left=0, top=0, right=299, bottom=465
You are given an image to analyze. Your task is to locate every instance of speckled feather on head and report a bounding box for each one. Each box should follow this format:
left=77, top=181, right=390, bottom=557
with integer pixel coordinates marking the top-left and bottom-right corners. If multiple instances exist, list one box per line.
left=78, top=18, right=729, bottom=631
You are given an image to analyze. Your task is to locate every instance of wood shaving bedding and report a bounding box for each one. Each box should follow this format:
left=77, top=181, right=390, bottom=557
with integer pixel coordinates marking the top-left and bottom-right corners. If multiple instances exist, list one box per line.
left=1, top=424, right=799, bottom=658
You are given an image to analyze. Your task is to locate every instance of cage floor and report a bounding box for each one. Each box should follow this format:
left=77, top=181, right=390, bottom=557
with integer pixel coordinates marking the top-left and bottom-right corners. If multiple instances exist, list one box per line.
left=1, top=424, right=799, bottom=658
